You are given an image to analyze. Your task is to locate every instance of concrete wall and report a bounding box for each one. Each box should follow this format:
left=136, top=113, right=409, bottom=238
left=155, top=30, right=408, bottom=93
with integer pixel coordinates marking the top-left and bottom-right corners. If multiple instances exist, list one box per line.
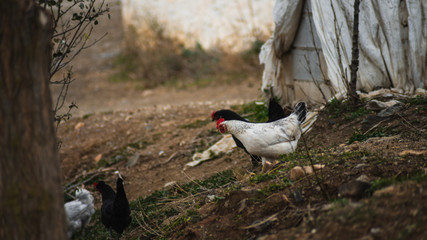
left=121, top=0, right=275, bottom=52
left=282, top=1, right=334, bottom=105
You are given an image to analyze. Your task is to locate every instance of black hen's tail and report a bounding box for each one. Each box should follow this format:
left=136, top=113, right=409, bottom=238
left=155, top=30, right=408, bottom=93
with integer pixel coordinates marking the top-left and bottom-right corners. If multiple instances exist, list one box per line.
left=267, top=97, right=287, bottom=122
left=293, top=102, right=306, bottom=123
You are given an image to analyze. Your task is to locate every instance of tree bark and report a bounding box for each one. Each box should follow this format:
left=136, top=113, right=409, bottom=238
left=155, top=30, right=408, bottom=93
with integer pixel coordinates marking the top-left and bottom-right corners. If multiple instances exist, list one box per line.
left=0, top=1, right=67, bottom=239
left=349, top=0, right=361, bottom=104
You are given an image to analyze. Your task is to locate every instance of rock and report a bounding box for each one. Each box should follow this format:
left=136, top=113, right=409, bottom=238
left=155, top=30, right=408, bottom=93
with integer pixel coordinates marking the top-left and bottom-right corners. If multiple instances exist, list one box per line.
left=290, top=167, right=305, bottom=180
left=158, top=150, right=165, bottom=156
left=94, top=153, right=102, bottom=163
left=74, top=122, right=84, bottom=130
left=356, top=174, right=371, bottom=183
left=354, top=163, right=369, bottom=169
left=126, top=153, right=141, bottom=167
left=289, top=165, right=325, bottom=180
left=377, top=102, right=404, bottom=117
left=367, top=99, right=402, bottom=110
left=338, top=180, right=371, bottom=199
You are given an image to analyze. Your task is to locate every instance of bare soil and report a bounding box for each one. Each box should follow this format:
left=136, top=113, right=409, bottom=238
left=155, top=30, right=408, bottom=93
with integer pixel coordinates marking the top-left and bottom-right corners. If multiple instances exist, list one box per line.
left=55, top=1, right=427, bottom=239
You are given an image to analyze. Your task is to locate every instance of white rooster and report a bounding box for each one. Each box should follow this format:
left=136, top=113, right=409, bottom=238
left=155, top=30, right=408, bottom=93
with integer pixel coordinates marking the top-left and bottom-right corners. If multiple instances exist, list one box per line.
left=64, top=188, right=95, bottom=239
left=217, top=102, right=306, bottom=168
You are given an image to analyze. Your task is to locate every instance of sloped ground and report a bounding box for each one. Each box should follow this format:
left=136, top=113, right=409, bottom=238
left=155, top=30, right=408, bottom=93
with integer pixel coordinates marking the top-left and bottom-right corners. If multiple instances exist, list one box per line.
left=55, top=1, right=427, bottom=239
left=59, top=96, right=427, bottom=240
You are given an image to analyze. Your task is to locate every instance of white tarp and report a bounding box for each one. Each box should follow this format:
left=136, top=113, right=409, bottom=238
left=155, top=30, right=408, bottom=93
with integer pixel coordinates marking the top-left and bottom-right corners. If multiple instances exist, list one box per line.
left=261, top=0, right=426, bottom=101
left=272, top=0, right=305, bottom=57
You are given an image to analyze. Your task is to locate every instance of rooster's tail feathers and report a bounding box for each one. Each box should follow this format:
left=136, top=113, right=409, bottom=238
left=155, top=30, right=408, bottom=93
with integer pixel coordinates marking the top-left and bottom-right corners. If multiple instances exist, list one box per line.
left=293, top=102, right=306, bottom=123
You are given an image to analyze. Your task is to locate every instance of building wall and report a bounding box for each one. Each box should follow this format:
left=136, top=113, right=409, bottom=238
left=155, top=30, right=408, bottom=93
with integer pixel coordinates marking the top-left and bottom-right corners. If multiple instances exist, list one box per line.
left=121, top=0, right=275, bottom=52
left=284, top=1, right=333, bottom=105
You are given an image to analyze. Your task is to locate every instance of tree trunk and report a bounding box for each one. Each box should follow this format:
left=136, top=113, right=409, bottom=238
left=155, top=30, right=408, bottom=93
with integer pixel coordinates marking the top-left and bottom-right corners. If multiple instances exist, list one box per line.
left=349, top=0, right=361, bottom=104
left=0, top=1, right=67, bottom=239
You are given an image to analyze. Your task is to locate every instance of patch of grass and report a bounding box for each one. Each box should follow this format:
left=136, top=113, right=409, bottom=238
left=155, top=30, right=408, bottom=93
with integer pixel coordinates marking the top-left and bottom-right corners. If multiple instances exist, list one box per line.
left=109, top=52, right=140, bottom=83
left=326, top=98, right=372, bottom=121
left=345, top=106, right=372, bottom=121
left=74, top=210, right=114, bottom=239
left=114, top=21, right=264, bottom=89
left=241, top=101, right=269, bottom=122
left=82, top=113, right=94, bottom=119
left=180, top=119, right=211, bottom=129
left=250, top=173, right=277, bottom=184
left=347, top=128, right=388, bottom=144
left=404, top=95, right=427, bottom=105
left=75, top=170, right=236, bottom=240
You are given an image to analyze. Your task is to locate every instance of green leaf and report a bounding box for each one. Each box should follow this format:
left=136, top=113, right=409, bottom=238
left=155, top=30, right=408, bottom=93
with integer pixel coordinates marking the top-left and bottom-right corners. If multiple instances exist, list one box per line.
left=94, top=20, right=98, bottom=25
left=79, top=3, right=84, bottom=9
left=108, top=13, right=111, bottom=19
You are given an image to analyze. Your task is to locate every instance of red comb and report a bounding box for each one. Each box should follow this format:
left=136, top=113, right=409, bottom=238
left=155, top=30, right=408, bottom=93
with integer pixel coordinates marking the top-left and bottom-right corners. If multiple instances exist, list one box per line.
left=216, top=118, right=225, bottom=129
left=93, top=182, right=98, bottom=187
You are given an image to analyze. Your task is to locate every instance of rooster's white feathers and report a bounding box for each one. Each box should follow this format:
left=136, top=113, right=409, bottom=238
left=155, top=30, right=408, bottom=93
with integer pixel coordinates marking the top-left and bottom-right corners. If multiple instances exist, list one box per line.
left=218, top=102, right=306, bottom=165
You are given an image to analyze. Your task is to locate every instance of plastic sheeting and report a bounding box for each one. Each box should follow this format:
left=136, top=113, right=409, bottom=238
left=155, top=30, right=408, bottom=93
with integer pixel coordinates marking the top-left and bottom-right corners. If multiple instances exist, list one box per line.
left=272, top=0, right=305, bottom=58
left=312, top=0, right=426, bottom=95
left=261, top=0, right=426, bottom=103
left=259, top=39, right=285, bottom=103
left=260, top=0, right=304, bottom=104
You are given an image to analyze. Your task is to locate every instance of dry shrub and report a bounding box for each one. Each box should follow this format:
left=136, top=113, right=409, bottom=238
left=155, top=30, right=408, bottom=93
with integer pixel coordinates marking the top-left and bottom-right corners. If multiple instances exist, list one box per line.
left=113, top=15, right=266, bottom=88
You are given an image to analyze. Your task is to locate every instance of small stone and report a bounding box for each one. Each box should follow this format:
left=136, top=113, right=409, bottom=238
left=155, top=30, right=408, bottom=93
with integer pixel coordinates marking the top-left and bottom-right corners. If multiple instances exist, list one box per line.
left=207, top=195, right=216, bottom=201
left=290, top=165, right=324, bottom=180
left=290, top=166, right=305, bottom=180
left=126, top=153, right=141, bottom=167
left=356, top=174, right=371, bottom=183
left=370, top=227, right=381, bottom=235
left=377, top=102, right=404, bottom=117
left=354, top=163, right=369, bottom=169
left=74, top=122, right=84, bottom=130
left=94, top=153, right=102, bottom=163
left=338, top=180, right=371, bottom=199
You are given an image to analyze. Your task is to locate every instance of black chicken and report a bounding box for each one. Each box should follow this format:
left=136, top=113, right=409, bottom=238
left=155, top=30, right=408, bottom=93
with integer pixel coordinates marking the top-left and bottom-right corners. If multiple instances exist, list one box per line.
left=94, top=177, right=131, bottom=240
left=211, top=98, right=287, bottom=168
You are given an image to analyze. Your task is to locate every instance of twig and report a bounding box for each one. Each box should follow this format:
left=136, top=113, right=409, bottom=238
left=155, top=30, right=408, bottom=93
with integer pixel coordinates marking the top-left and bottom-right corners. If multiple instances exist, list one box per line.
left=299, top=126, right=330, bottom=201
left=363, top=118, right=388, bottom=135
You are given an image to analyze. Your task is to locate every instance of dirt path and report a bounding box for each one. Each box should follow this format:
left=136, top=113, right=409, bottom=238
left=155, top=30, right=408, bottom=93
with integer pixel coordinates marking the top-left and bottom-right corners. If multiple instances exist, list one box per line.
left=54, top=0, right=262, bottom=202
left=50, top=0, right=260, bottom=118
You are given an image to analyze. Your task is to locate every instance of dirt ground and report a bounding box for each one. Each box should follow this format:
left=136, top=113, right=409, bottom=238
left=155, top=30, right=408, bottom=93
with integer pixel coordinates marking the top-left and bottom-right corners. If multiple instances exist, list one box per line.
left=53, top=0, right=260, bottom=202
left=55, top=1, right=427, bottom=239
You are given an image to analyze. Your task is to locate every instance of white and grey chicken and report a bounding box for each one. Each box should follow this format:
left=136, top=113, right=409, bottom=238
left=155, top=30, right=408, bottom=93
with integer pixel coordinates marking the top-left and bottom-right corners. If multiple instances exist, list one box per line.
left=216, top=102, right=306, bottom=168
left=64, top=188, right=95, bottom=239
